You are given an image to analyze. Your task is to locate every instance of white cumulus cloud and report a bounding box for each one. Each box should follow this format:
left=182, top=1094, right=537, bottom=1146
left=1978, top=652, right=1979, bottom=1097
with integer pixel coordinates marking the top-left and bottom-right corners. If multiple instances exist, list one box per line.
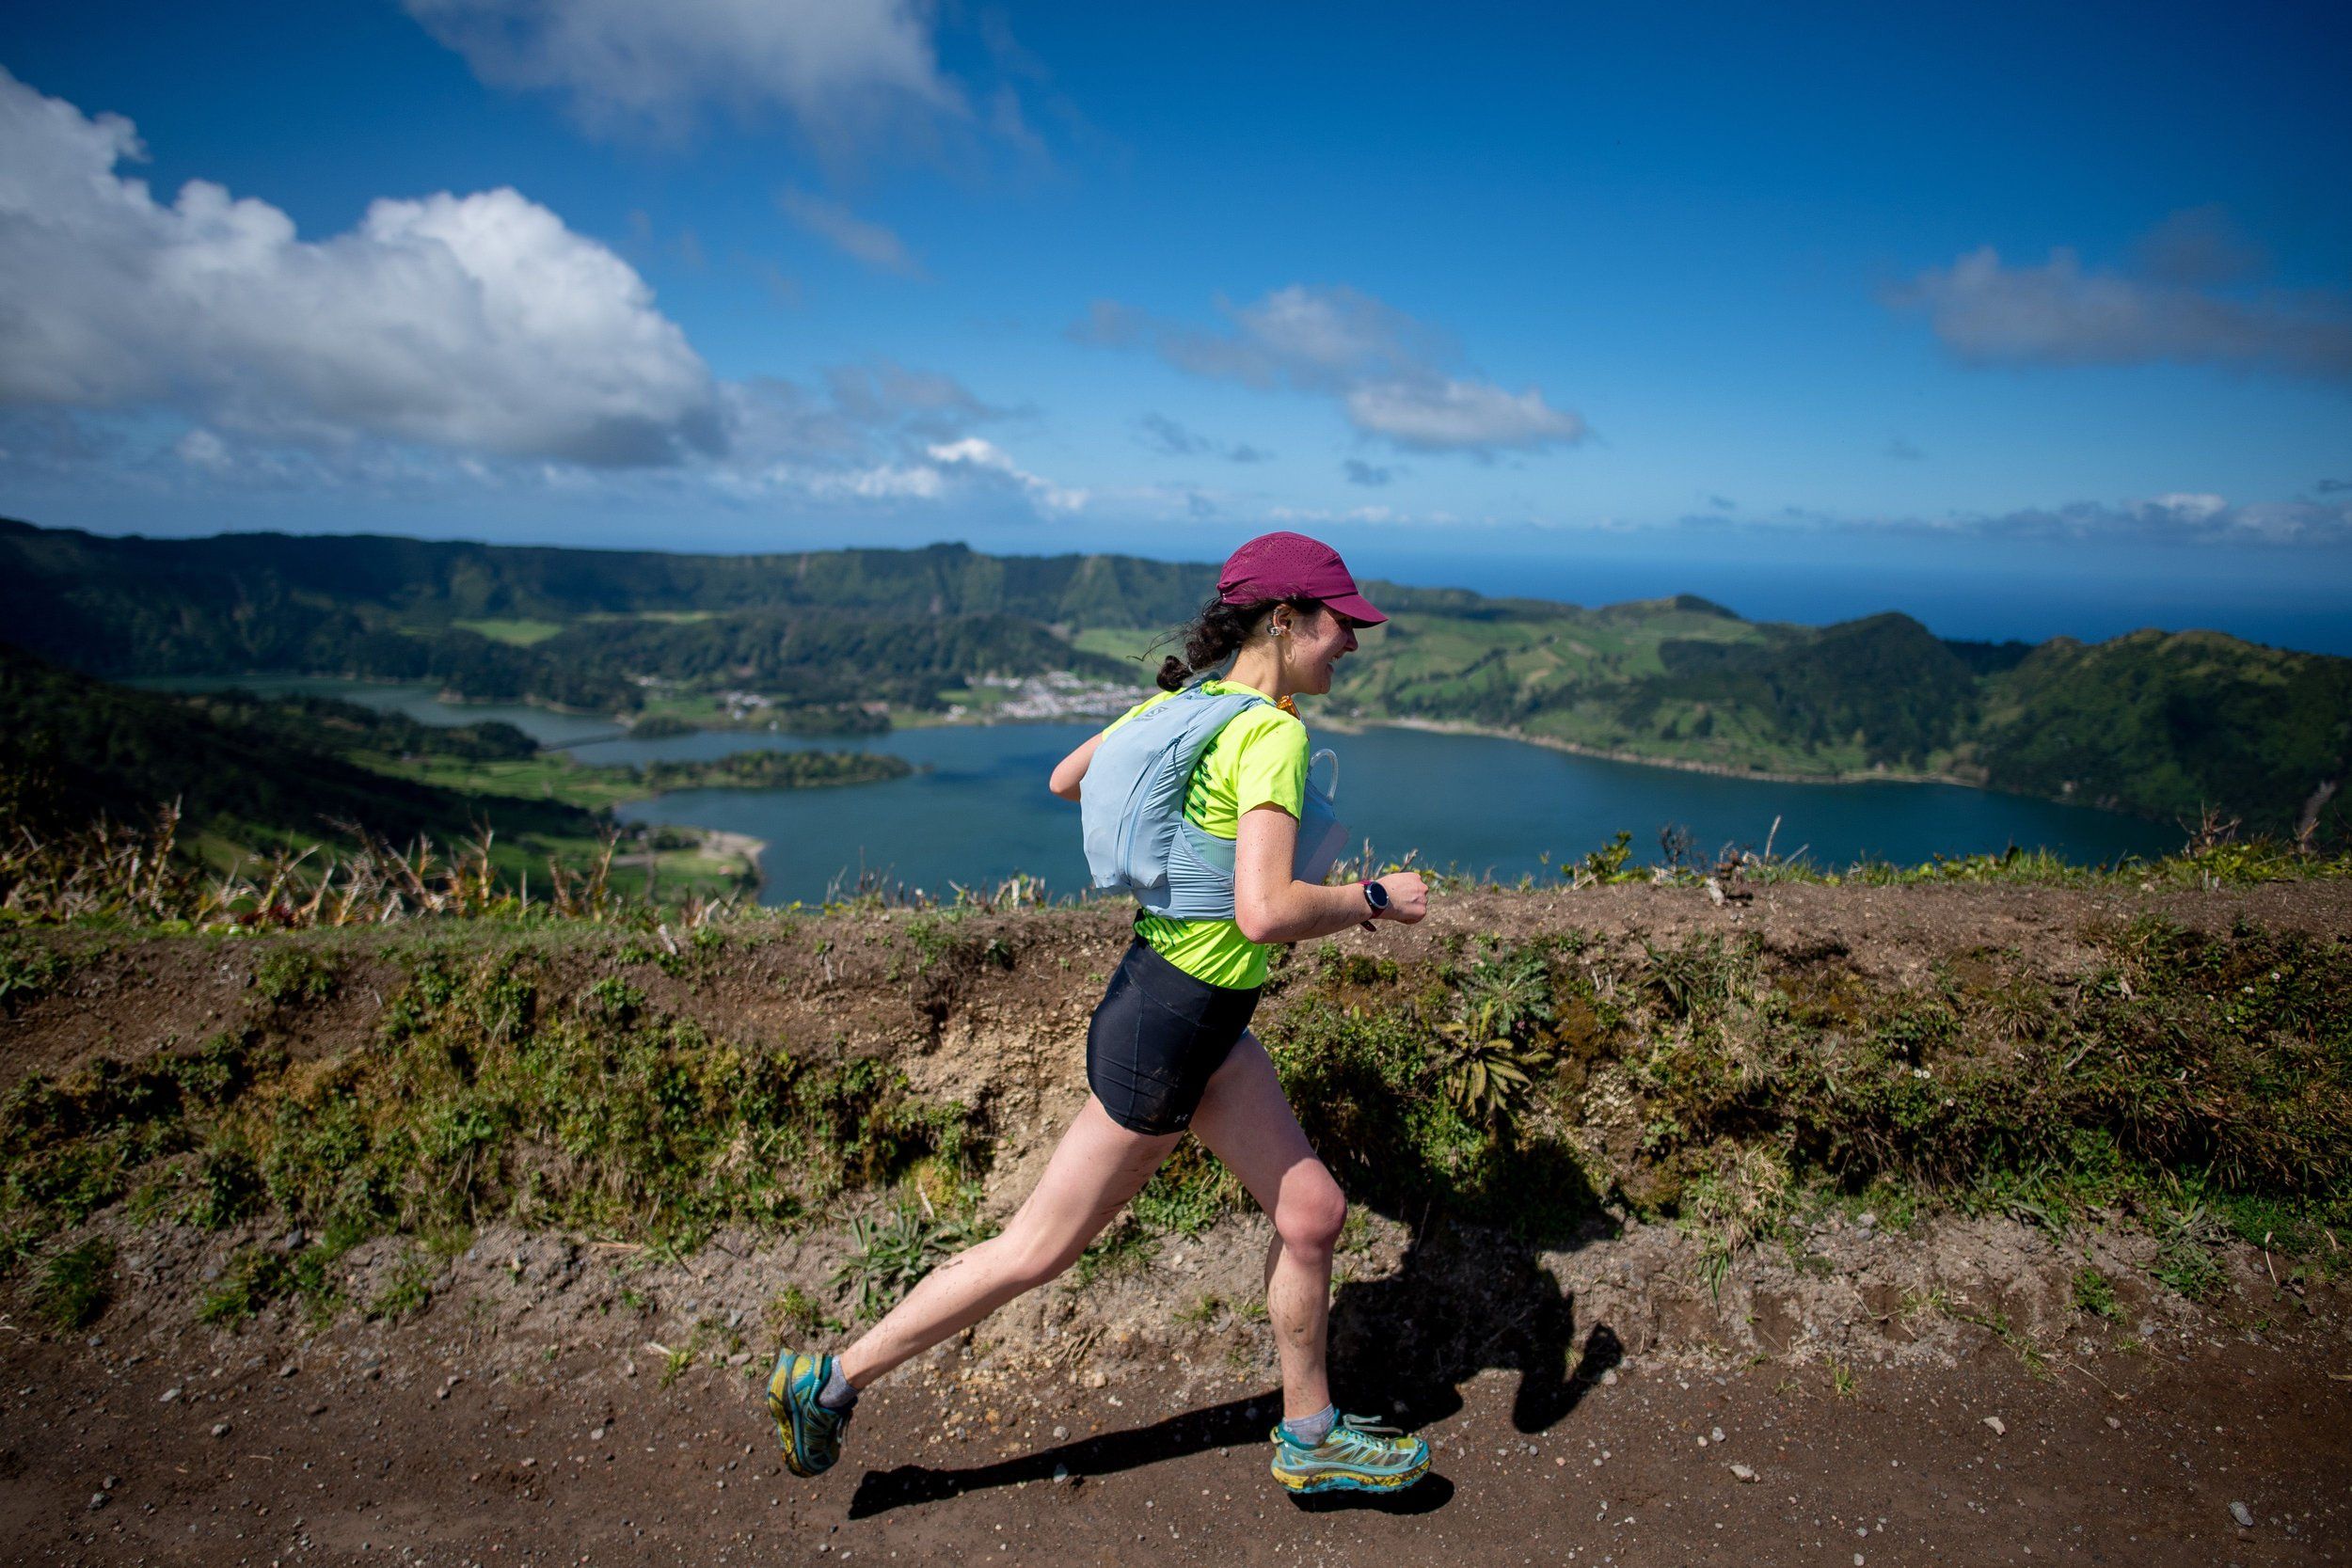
left=0, top=67, right=721, bottom=467
left=1683, top=492, right=2352, bottom=547
left=808, top=462, right=946, bottom=502
left=2144, top=492, right=2229, bottom=523
left=778, top=187, right=921, bottom=276
left=1075, top=284, right=1585, bottom=456
left=927, top=436, right=1087, bottom=512
left=405, top=0, right=959, bottom=146
left=708, top=391, right=1081, bottom=519
left=1898, top=236, right=2352, bottom=384
left=1344, top=377, right=1583, bottom=452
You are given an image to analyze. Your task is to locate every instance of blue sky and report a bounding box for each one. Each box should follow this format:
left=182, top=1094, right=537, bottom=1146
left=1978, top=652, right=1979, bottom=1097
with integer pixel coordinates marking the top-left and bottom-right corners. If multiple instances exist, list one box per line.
left=1, top=1, right=2347, bottom=647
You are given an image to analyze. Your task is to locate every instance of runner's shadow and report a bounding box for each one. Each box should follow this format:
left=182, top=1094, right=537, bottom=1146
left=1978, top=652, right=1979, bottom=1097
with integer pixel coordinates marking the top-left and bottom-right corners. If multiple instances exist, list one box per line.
left=847, top=1394, right=1459, bottom=1519
left=1291, top=1028, right=1627, bottom=1436
left=1326, top=1215, right=1624, bottom=1436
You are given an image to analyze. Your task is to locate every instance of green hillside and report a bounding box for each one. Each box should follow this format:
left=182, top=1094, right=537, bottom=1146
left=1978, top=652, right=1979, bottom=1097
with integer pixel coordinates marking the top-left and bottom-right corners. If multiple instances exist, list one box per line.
left=0, top=518, right=1209, bottom=645
left=0, top=643, right=599, bottom=858
left=5, top=518, right=2345, bottom=839
left=1333, top=610, right=1985, bottom=774
left=535, top=608, right=1132, bottom=709
left=1337, top=605, right=2349, bottom=833
left=0, top=647, right=922, bottom=907
left=1967, top=631, right=2352, bottom=826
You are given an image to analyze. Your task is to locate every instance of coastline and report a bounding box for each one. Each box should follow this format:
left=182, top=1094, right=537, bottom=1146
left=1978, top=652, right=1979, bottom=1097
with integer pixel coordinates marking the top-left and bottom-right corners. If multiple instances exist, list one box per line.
left=1367, top=715, right=1988, bottom=792
left=799, top=700, right=1989, bottom=795
left=135, top=673, right=1961, bottom=792
left=864, top=694, right=1977, bottom=796
left=157, top=670, right=2144, bottom=826
left=698, top=829, right=768, bottom=893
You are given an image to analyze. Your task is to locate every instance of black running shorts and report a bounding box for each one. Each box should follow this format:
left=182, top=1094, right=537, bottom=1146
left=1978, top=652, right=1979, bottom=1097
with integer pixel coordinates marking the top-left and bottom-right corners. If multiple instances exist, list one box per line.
left=1085, top=935, right=1263, bottom=1135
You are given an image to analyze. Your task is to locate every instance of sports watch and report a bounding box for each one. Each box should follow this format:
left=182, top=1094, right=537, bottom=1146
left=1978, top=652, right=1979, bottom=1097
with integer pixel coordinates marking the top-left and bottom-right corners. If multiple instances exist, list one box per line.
left=1360, top=879, right=1391, bottom=918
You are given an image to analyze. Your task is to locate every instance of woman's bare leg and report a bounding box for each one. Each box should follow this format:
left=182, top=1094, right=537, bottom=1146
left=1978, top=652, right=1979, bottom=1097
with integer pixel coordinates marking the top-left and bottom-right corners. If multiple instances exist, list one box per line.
left=1186, top=1032, right=1347, bottom=1421
left=834, top=1096, right=1181, bottom=1389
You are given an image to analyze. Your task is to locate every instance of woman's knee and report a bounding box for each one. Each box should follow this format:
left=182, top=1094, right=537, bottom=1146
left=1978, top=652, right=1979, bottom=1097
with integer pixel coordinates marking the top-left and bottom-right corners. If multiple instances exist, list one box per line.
left=1273, top=1168, right=1347, bottom=1255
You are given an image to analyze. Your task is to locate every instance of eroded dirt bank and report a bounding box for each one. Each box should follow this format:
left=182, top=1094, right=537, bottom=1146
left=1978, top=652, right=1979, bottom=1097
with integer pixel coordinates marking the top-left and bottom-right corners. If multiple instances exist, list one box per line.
left=3, top=879, right=2350, bottom=1564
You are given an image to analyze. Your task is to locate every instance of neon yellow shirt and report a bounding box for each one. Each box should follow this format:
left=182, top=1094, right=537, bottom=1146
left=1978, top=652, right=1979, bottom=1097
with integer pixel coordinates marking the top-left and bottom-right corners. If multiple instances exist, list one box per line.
left=1098, top=679, right=1308, bottom=990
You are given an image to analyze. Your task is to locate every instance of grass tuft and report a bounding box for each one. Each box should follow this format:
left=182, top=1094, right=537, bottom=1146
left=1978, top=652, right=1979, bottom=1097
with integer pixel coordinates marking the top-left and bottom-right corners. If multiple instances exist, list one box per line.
left=2070, top=1265, right=2120, bottom=1320
left=198, top=1247, right=294, bottom=1327
left=833, top=1202, right=989, bottom=1320
left=0, top=942, right=71, bottom=1011
left=26, top=1236, right=115, bottom=1330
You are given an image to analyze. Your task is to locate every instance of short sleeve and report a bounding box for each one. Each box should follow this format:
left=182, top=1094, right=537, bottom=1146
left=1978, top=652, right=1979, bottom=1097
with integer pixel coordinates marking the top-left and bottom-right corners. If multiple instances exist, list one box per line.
left=1220, top=707, right=1308, bottom=820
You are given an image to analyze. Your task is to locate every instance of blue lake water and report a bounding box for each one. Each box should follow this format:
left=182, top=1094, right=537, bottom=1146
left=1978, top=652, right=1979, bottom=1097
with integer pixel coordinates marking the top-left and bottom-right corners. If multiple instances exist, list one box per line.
left=140, top=676, right=2181, bottom=905
left=577, top=721, right=2177, bottom=905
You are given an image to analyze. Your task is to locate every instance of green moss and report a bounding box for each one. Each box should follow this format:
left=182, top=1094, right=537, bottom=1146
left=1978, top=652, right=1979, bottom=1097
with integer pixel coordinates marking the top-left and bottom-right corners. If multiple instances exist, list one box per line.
left=763, top=1284, right=834, bottom=1341
left=0, top=1053, right=203, bottom=1227
left=2149, top=1203, right=2229, bottom=1301
left=1174, top=1293, right=1223, bottom=1326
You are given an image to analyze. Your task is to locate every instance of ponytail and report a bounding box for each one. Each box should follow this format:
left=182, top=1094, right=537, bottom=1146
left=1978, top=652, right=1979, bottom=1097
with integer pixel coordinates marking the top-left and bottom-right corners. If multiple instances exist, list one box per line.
left=1153, top=594, right=1322, bottom=690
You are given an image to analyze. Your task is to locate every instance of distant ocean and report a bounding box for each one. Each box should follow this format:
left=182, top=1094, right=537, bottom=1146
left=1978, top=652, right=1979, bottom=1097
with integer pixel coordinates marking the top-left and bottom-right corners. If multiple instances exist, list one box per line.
left=1352, top=546, right=2352, bottom=657
left=64, top=515, right=2351, bottom=657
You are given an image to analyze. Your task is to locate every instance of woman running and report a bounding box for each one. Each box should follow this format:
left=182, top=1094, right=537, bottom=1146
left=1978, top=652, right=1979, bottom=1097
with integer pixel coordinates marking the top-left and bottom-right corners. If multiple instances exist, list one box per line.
left=769, top=531, right=1434, bottom=1496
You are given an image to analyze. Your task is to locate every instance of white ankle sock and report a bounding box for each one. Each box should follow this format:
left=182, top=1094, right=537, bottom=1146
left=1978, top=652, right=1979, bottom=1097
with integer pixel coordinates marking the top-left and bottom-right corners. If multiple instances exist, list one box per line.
left=816, top=1362, right=859, bottom=1414
left=1279, top=1404, right=1337, bottom=1446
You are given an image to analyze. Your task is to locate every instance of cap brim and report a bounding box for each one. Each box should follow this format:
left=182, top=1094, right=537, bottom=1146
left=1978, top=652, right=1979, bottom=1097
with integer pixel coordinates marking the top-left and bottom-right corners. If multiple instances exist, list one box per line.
left=1325, top=590, right=1387, bottom=626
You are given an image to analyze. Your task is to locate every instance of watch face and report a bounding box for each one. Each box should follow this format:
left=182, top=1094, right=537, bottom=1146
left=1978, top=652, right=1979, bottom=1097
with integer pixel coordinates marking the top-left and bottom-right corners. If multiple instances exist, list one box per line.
left=1366, top=880, right=1390, bottom=910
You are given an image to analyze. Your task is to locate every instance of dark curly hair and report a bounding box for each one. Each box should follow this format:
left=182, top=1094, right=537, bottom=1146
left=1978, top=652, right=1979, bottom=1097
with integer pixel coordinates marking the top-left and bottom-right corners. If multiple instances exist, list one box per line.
left=1153, top=594, right=1324, bottom=690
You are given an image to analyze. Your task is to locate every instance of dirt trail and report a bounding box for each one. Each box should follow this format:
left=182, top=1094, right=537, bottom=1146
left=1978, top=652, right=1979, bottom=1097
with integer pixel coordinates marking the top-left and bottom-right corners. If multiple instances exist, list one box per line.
left=4, top=1297, right=2345, bottom=1566
left=4, top=880, right=2351, bottom=1563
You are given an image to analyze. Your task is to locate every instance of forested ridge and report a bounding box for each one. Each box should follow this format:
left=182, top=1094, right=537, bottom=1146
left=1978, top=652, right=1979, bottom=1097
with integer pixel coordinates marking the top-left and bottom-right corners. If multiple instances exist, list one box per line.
left=0, top=643, right=596, bottom=852
left=0, top=518, right=1210, bottom=640
left=0, top=646, right=911, bottom=889
left=5, top=518, right=2346, bottom=837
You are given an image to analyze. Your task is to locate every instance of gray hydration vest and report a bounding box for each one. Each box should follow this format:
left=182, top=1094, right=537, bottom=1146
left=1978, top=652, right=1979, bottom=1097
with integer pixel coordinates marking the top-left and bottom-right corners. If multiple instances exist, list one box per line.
left=1081, top=681, right=1348, bottom=922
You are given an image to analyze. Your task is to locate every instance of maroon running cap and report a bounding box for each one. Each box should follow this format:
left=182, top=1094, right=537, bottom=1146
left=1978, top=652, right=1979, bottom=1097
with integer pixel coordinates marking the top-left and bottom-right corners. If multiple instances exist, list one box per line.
left=1217, top=531, right=1387, bottom=626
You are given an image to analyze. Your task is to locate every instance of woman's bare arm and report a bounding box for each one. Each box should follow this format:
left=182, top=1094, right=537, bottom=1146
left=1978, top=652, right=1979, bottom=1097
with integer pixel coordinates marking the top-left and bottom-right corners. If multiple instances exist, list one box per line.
left=1048, top=730, right=1107, bottom=800
left=1232, top=804, right=1426, bottom=943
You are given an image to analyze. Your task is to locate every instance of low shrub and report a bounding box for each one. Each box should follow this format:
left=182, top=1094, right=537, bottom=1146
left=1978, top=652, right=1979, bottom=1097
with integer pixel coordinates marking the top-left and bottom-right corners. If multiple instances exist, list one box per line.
left=253, top=947, right=340, bottom=1006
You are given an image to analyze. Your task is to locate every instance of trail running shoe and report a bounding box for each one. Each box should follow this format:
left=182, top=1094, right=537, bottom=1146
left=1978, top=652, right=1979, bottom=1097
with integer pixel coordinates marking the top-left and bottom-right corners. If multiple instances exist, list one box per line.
left=1268, top=1412, right=1431, bottom=1495
left=767, top=1350, right=849, bottom=1479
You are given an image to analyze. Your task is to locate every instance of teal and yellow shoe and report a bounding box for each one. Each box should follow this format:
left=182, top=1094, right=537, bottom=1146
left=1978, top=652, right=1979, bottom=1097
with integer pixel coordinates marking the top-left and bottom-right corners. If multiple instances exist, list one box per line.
left=767, top=1350, right=849, bottom=1479
left=1268, top=1412, right=1431, bottom=1495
